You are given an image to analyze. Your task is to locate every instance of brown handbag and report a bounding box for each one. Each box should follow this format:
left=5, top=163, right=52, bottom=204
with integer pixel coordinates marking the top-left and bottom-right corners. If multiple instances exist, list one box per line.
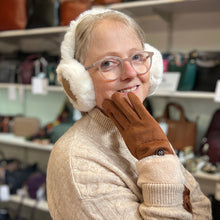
left=59, top=0, right=92, bottom=26
left=13, top=117, right=41, bottom=137
left=93, top=0, right=122, bottom=5
left=0, top=0, right=28, bottom=31
left=156, top=102, right=197, bottom=152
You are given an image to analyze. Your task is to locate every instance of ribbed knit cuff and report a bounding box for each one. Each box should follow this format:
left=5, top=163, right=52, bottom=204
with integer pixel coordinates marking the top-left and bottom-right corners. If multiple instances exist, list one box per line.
left=142, top=183, right=184, bottom=207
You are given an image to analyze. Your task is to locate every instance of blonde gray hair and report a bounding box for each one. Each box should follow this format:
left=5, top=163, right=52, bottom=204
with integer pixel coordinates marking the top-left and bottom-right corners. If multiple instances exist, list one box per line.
left=74, top=10, right=145, bottom=64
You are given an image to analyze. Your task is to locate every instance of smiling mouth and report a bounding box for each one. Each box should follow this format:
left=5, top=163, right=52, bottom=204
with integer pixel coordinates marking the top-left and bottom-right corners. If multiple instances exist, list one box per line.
left=118, top=86, right=138, bottom=93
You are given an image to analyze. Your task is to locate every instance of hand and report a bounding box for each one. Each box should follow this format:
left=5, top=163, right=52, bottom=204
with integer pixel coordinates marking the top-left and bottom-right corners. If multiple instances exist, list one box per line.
left=102, top=92, right=174, bottom=160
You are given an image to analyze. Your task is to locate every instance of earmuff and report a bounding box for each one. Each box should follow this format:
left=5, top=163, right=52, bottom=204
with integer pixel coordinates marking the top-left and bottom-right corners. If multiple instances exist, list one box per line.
left=56, top=9, right=163, bottom=112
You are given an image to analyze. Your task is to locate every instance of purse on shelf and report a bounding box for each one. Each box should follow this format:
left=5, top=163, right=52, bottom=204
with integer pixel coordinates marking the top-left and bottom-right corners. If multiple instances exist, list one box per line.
left=168, top=53, right=197, bottom=91
left=93, top=0, right=122, bottom=5
left=0, top=55, right=18, bottom=83
left=59, top=0, right=92, bottom=26
left=0, top=0, right=28, bottom=31
left=193, top=51, right=220, bottom=92
left=26, top=0, right=60, bottom=28
left=17, top=54, right=39, bottom=84
left=200, top=109, right=220, bottom=163
left=156, top=102, right=197, bottom=152
left=12, top=117, right=41, bottom=137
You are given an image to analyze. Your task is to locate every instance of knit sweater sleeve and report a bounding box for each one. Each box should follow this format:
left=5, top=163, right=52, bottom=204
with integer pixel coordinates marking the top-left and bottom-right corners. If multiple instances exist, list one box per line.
left=136, top=154, right=212, bottom=220
left=47, top=139, right=143, bottom=220
left=136, top=155, right=193, bottom=219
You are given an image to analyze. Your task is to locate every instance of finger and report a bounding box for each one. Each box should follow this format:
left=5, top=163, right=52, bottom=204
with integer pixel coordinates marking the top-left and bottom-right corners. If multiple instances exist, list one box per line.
left=111, top=92, right=139, bottom=122
left=102, top=99, right=129, bottom=130
left=127, top=92, right=150, bottom=120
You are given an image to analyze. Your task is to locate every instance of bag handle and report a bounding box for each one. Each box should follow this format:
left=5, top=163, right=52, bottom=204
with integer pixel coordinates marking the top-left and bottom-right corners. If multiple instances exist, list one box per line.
left=162, top=102, right=186, bottom=122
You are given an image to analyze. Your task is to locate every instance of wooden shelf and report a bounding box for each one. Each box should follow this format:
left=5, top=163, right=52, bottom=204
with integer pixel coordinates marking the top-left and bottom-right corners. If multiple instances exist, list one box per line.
left=0, top=133, right=53, bottom=151
left=10, top=195, right=48, bottom=212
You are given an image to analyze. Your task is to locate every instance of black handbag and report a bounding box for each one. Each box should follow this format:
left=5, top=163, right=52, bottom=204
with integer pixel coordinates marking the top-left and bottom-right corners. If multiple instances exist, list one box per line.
left=26, top=0, right=60, bottom=28
left=193, top=52, right=220, bottom=92
left=0, top=56, right=18, bottom=83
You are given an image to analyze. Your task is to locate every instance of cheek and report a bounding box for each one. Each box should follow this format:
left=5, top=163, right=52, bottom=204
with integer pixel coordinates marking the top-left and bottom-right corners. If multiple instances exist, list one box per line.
left=139, top=73, right=151, bottom=100
left=91, top=74, right=115, bottom=109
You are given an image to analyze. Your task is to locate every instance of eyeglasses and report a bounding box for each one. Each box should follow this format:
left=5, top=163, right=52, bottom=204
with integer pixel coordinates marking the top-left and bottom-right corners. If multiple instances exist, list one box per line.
left=85, top=51, right=154, bottom=81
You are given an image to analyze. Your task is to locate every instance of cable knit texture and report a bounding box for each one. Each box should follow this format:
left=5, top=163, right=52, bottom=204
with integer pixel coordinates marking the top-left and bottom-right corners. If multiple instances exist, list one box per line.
left=47, top=108, right=212, bottom=220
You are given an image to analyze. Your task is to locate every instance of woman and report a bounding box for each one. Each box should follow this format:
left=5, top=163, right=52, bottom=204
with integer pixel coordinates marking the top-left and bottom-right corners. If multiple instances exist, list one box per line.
left=47, top=9, right=211, bottom=219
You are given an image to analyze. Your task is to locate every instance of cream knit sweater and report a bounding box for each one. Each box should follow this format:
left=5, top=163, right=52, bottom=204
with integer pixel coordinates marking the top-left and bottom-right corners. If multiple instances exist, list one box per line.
left=47, top=108, right=211, bottom=220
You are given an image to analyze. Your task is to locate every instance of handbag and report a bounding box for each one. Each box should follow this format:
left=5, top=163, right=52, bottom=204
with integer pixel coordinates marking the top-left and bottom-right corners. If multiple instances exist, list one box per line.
left=156, top=102, right=197, bottom=152
left=59, top=0, right=92, bottom=26
left=26, top=0, right=60, bottom=28
left=193, top=51, right=220, bottom=92
left=12, top=117, right=41, bottom=137
left=168, top=53, right=197, bottom=91
left=0, top=56, right=18, bottom=83
left=0, top=0, right=28, bottom=31
left=200, top=109, right=220, bottom=163
left=93, top=0, right=122, bottom=4
left=17, top=54, right=39, bottom=84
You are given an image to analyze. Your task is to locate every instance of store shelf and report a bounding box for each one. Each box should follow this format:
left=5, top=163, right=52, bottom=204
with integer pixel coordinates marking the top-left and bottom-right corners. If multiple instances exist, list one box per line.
left=193, top=171, right=220, bottom=196
left=10, top=195, right=48, bottom=212
left=0, top=26, right=67, bottom=39
left=0, top=83, right=217, bottom=100
left=154, top=90, right=216, bottom=99
left=0, top=83, right=63, bottom=92
left=0, top=0, right=219, bottom=39
left=108, top=0, right=220, bottom=19
left=193, top=171, right=220, bottom=182
left=0, top=133, right=53, bottom=151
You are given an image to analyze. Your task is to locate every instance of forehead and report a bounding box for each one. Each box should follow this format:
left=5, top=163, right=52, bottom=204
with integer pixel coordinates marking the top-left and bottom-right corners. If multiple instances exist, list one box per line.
left=84, top=19, right=143, bottom=66
left=92, top=18, right=137, bottom=38
left=89, top=19, right=141, bottom=49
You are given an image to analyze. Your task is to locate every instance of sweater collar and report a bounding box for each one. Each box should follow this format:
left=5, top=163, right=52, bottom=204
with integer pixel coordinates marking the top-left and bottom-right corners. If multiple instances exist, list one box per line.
left=87, top=107, right=118, bottom=132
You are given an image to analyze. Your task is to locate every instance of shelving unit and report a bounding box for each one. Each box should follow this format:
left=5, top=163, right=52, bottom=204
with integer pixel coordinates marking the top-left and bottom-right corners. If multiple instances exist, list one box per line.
left=0, top=83, right=217, bottom=99
left=0, top=133, right=53, bottom=151
left=0, top=26, right=67, bottom=39
left=0, top=134, right=50, bottom=215
left=154, top=90, right=216, bottom=99
left=0, top=83, right=63, bottom=92
left=10, top=195, right=48, bottom=212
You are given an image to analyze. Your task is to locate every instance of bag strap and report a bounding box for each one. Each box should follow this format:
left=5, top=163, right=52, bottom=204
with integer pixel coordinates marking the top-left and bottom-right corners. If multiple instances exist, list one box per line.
left=162, top=102, right=186, bottom=122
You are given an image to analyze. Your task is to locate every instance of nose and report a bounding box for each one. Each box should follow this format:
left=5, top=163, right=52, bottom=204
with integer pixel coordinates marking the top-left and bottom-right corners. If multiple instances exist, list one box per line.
left=120, top=60, right=137, bottom=80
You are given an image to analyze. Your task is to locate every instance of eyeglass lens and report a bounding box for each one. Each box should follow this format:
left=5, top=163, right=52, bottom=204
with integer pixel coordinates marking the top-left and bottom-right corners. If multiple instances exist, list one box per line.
left=100, top=52, right=152, bottom=80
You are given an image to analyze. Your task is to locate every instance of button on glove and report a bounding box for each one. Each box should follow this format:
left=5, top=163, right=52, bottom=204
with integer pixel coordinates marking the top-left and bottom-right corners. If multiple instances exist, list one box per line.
left=102, top=92, right=174, bottom=160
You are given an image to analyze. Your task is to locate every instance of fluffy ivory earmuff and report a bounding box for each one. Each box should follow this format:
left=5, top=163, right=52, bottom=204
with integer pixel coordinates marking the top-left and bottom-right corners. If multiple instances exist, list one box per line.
left=56, top=8, right=163, bottom=112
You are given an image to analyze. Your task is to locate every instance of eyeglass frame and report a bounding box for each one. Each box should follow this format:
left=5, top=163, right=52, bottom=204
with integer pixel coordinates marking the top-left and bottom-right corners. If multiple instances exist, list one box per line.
left=85, top=51, right=154, bottom=81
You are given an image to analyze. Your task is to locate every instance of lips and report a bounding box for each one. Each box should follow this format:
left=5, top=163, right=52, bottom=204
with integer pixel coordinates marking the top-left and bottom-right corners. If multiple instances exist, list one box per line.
left=118, top=85, right=138, bottom=93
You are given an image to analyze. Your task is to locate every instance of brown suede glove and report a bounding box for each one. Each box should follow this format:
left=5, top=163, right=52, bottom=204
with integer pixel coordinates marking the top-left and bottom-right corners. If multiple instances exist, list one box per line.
left=102, top=92, right=174, bottom=160
left=103, top=92, right=193, bottom=214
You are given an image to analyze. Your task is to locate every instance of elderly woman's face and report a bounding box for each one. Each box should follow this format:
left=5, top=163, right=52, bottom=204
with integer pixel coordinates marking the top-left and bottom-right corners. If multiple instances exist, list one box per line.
left=84, top=20, right=150, bottom=110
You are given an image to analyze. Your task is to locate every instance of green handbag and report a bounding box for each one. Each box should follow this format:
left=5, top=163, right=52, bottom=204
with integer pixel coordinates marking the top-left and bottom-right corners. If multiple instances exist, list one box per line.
left=178, top=58, right=197, bottom=91
left=168, top=54, right=197, bottom=91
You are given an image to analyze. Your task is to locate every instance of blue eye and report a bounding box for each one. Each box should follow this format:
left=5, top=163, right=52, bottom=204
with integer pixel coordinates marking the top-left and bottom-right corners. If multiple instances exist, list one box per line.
left=102, top=61, right=111, bottom=67
left=100, top=59, right=120, bottom=71
left=133, top=54, right=142, bottom=61
left=132, top=53, right=148, bottom=63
